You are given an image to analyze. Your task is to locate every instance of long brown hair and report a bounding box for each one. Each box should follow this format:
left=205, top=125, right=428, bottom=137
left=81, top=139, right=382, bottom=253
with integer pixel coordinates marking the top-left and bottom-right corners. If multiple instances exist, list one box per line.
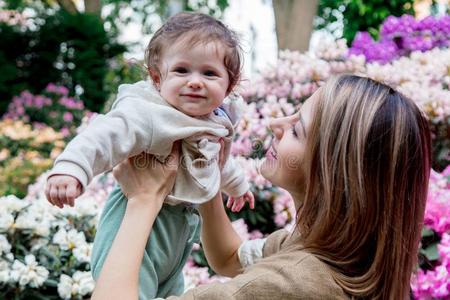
left=297, top=74, right=432, bottom=299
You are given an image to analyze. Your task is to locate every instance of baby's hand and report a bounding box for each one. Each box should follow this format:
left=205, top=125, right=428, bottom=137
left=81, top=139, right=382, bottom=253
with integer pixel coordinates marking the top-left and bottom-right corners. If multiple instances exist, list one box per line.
left=45, top=175, right=82, bottom=208
left=226, top=191, right=255, bottom=212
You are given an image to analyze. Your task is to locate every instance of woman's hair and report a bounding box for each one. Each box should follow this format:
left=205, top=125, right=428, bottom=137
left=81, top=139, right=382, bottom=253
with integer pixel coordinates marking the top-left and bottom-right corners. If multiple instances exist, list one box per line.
left=297, top=74, right=431, bottom=299
left=144, top=12, right=242, bottom=93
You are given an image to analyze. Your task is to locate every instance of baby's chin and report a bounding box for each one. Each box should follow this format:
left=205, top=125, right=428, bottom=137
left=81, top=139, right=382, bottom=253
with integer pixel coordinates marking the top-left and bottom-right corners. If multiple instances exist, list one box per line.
left=176, top=105, right=216, bottom=118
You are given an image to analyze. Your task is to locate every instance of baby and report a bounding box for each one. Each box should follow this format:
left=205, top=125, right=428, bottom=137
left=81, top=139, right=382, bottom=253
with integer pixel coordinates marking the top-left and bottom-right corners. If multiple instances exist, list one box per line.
left=45, top=12, right=253, bottom=299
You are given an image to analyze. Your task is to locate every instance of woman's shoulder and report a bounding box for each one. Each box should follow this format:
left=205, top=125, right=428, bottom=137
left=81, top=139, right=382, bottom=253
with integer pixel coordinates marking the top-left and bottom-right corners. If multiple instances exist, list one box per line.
left=247, top=229, right=350, bottom=299
left=251, top=252, right=348, bottom=299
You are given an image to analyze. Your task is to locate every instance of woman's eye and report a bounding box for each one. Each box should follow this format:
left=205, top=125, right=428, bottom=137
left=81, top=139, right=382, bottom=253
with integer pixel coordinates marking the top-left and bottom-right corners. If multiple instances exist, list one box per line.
left=291, top=125, right=298, bottom=138
left=204, top=70, right=218, bottom=77
left=174, top=67, right=188, bottom=73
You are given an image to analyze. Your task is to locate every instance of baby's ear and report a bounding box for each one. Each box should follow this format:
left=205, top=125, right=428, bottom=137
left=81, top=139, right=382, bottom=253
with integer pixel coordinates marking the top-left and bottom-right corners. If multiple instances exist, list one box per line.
left=148, top=69, right=161, bottom=89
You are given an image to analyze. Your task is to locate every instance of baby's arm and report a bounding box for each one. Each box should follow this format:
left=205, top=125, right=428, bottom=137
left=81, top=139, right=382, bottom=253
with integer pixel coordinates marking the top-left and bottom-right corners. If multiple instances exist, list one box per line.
left=46, top=97, right=155, bottom=207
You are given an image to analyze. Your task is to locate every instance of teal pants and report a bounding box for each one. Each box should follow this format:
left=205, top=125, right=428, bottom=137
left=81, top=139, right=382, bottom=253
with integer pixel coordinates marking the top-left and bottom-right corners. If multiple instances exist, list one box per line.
left=91, top=185, right=201, bottom=300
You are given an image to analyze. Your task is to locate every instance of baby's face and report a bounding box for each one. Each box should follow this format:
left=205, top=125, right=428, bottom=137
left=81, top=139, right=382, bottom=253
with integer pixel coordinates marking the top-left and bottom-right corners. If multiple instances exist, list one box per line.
left=156, top=40, right=230, bottom=117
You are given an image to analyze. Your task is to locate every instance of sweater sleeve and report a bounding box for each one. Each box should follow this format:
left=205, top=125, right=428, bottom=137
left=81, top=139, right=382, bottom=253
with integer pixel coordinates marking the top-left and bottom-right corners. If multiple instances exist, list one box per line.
left=220, top=157, right=249, bottom=197
left=48, top=97, right=155, bottom=191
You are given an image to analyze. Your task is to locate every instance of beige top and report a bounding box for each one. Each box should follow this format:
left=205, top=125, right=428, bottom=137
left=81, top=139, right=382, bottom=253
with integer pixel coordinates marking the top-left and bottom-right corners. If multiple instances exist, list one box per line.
left=166, top=230, right=349, bottom=300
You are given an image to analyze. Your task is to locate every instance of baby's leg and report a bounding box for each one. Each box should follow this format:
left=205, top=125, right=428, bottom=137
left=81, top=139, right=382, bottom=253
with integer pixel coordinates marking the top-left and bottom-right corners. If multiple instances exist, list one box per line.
left=91, top=185, right=127, bottom=280
left=91, top=185, right=201, bottom=300
left=155, top=206, right=201, bottom=297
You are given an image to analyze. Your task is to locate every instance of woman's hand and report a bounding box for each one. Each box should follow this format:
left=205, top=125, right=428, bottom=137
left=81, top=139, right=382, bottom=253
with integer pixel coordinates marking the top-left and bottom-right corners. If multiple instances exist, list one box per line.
left=113, top=142, right=180, bottom=205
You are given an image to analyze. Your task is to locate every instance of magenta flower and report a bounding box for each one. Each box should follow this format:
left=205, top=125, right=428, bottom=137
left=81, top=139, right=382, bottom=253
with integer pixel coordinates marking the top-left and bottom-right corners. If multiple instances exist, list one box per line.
left=45, top=83, right=69, bottom=96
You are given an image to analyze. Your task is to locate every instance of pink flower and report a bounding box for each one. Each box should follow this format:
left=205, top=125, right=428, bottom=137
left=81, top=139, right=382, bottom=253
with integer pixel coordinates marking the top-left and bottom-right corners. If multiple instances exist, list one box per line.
left=60, top=127, right=70, bottom=137
left=46, top=83, right=69, bottom=96
left=63, top=112, right=74, bottom=122
left=272, top=189, right=296, bottom=227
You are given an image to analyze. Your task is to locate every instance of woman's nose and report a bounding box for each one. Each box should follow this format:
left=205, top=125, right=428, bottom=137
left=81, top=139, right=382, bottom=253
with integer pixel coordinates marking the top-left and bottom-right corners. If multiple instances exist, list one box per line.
left=269, top=118, right=284, bottom=140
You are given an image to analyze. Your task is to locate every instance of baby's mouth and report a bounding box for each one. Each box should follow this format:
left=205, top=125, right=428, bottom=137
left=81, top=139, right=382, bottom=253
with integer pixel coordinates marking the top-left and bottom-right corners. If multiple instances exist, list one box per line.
left=181, top=93, right=206, bottom=99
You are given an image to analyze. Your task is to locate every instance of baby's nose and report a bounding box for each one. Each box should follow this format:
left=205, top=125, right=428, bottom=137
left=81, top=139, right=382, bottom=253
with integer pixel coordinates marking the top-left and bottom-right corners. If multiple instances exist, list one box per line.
left=187, top=77, right=203, bottom=89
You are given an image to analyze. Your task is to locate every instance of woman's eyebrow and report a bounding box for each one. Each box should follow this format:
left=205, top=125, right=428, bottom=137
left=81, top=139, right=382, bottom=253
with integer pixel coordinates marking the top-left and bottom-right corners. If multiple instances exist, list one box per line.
left=298, top=112, right=307, bottom=137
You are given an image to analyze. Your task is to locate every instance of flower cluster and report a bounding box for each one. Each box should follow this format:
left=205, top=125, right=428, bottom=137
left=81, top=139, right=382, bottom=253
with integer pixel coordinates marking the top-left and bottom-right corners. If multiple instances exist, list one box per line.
left=0, top=168, right=112, bottom=299
left=411, top=167, right=450, bottom=299
left=243, top=40, right=450, bottom=170
left=350, top=15, right=450, bottom=63
left=3, top=84, right=88, bottom=138
left=0, top=119, right=66, bottom=198
left=0, top=10, right=27, bottom=27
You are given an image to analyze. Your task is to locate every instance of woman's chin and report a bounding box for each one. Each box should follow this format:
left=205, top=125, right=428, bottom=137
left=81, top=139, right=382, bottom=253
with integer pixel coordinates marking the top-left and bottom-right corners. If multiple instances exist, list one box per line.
left=260, top=158, right=278, bottom=182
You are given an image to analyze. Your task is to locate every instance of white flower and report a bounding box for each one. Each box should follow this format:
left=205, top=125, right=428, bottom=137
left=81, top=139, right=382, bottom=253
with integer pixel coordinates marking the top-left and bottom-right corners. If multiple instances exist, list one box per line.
left=0, top=195, right=29, bottom=213
left=57, top=271, right=95, bottom=300
left=0, top=234, right=11, bottom=255
left=73, top=243, right=92, bottom=263
left=30, top=238, right=49, bottom=252
left=0, top=259, right=10, bottom=283
left=0, top=211, right=14, bottom=232
left=10, top=254, right=49, bottom=288
left=52, top=228, right=86, bottom=251
left=57, top=274, right=73, bottom=300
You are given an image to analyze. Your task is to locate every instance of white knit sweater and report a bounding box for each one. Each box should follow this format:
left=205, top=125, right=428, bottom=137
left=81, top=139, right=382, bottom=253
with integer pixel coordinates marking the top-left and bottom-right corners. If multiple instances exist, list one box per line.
left=48, top=80, right=249, bottom=204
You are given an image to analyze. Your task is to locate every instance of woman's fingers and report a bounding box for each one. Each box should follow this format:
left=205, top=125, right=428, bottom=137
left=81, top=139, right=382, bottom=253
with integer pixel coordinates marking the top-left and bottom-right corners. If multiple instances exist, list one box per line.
left=164, top=141, right=180, bottom=174
left=217, top=138, right=225, bottom=170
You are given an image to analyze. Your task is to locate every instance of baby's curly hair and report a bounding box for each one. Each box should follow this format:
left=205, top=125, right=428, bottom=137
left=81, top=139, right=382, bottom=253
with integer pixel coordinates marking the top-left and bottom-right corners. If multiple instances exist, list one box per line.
left=145, top=12, right=242, bottom=94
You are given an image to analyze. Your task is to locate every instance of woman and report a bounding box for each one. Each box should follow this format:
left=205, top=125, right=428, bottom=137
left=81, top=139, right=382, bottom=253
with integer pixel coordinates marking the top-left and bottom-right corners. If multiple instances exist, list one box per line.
left=91, top=74, right=432, bottom=299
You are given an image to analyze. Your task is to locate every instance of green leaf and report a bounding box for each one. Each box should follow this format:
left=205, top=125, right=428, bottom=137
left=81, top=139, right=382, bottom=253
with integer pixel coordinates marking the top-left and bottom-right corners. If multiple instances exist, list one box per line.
left=420, top=243, right=440, bottom=261
left=421, top=227, right=435, bottom=238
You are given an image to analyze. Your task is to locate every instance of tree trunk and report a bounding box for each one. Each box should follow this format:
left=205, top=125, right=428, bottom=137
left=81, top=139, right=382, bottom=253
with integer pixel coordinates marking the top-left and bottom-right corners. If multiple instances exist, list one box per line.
left=56, top=0, right=78, bottom=14
left=273, top=0, right=319, bottom=52
left=84, top=0, right=102, bottom=15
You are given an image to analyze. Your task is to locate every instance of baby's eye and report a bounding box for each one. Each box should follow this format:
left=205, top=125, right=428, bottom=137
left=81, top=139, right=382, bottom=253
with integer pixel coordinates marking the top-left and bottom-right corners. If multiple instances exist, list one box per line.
left=174, top=67, right=188, bottom=74
left=204, top=70, right=218, bottom=77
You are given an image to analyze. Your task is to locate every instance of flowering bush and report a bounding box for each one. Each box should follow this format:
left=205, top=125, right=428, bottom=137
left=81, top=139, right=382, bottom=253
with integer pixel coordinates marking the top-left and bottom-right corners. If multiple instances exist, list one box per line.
left=242, top=39, right=450, bottom=170
left=350, top=15, right=450, bottom=63
left=411, top=166, right=450, bottom=299
left=0, top=119, right=65, bottom=198
left=0, top=172, right=114, bottom=299
left=3, top=84, right=88, bottom=138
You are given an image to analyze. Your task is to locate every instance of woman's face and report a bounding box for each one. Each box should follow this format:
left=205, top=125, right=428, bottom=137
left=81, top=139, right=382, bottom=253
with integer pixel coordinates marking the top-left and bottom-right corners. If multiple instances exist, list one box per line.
left=260, top=93, right=316, bottom=197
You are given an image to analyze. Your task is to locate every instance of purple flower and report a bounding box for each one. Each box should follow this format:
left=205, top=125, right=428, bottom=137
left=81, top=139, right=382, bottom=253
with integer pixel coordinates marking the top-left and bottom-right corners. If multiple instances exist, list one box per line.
left=45, top=83, right=69, bottom=96
left=353, top=14, right=450, bottom=64
left=63, top=112, right=74, bottom=122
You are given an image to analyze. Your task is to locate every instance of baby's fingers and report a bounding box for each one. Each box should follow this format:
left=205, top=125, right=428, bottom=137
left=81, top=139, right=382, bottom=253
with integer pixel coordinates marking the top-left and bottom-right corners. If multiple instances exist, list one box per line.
left=48, top=185, right=60, bottom=208
left=57, top=185, right=68, bottom=207
left=66, top=184, right=79, bottom=207
left=238, top=200, right=247, bottom=212
left=232, top=198, right=243, bottom=212
left=247, top=193, right=255, bottom=209
left=226, top=197, right=234, bottom=209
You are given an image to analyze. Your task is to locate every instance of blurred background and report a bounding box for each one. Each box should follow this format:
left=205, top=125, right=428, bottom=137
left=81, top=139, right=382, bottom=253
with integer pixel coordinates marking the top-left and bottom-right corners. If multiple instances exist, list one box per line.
left=0, top=1, right=449, bottom=299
